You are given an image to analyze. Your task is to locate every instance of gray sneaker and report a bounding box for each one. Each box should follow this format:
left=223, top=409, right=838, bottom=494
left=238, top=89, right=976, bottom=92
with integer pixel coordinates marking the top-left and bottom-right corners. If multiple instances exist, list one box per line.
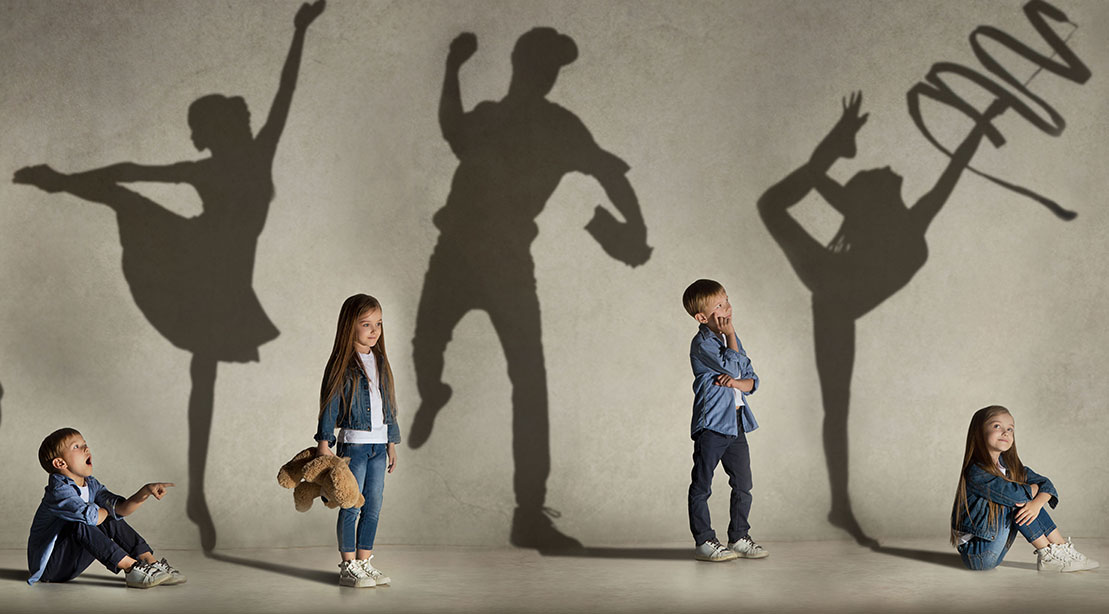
left=150, top=558, right=187, bottom=585
left=125, top=561, right=172, bottom=588
left=338, top=559, right=376, bottom=588
left=728, top=536, right=769, bottom=559
left=360, top=555, right=391, bottom=585
left=695, top=539, right=739, bottom=562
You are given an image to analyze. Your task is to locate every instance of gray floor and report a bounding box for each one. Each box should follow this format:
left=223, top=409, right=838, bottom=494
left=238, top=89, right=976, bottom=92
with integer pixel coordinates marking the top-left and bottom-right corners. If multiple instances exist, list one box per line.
left=1, top=539, right=1106, bottom=613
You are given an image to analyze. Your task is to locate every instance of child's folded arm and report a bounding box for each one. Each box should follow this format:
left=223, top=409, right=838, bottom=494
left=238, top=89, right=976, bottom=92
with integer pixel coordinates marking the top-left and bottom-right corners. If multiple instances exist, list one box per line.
left=49, top=489, right=104, bottom=526
left=965, top=465, right=1034, bottom=507
left=1024, top=466, right=1059, bottom=508
left=693, top=336, right=746, bottom=379
left=93, top=487, right=126, bottom=520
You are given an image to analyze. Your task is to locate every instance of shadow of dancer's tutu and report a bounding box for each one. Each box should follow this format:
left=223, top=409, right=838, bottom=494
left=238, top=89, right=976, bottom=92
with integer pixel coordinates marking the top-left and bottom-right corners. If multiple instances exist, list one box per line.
left=14, top=0, right=327, bottom=552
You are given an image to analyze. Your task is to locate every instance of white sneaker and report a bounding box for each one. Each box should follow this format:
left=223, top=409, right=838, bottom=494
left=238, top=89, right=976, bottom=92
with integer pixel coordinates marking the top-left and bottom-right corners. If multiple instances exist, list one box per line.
left=1037, top=542, right=1099, bottom=573
left=1061, top=538, right=1100, bottom=572
left=728, top=536, right=769, bottom=559
left=150, top=558, right=187, bottom=585
left=360, top=555, right=391, bottom=585
left=338, top=559, right=376, bottom=587
left=125, top=561, right=172, bottom=588
left=695, top=539, right=739, bottom=562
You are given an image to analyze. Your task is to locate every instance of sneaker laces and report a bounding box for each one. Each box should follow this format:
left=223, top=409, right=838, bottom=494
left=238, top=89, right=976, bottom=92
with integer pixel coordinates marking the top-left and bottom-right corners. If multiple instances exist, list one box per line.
left=739, top=536, right=763, bottom=551
left=1049, top=543, right=1076, bottom=562
left=707, top=540, right=729, bottom=555
left=1062, top=541, right=1084, bottom=561
left=342, top=560, right=370, bottom=578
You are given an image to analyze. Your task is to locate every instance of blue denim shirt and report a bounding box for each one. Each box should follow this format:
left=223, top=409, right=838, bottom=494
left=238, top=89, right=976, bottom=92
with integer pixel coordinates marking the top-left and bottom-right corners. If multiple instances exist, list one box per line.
left=315, top=364, right=401, bottom=446
left=953, top=462, right=1058, bottom=541
left=689, top=324, right=760, bottom=438
left=27, top=473, right=125, bottom=585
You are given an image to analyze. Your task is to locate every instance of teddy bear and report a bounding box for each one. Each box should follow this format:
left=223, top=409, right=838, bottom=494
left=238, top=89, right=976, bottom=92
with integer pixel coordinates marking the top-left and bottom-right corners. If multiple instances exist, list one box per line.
left=277, top=447, right=365, bottom=512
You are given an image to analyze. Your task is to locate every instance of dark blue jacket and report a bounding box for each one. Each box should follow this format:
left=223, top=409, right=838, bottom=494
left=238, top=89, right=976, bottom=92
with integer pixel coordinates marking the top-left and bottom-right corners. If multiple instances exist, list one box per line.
left=27, top=474, right=124, bottom=585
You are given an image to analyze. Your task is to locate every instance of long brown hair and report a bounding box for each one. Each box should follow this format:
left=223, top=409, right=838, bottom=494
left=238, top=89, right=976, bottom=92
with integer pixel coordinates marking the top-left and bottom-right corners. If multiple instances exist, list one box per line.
left=950, top=405, right=1027, bottom=544
left=318, top=294, right=398, bottom=425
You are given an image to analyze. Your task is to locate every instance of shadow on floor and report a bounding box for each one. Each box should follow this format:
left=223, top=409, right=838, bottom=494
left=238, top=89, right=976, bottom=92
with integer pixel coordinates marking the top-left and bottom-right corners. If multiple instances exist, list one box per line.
left=869, top=544, right=965, bottom=569
left=0, top=567, right=123, bottom=588
left=999, top=560, right=1037, bottom=571
left=0, top=568, right=27, bottom=583
left=206, top=552, right=336, bottom=585
left=542, top=547, right=690, bottom=560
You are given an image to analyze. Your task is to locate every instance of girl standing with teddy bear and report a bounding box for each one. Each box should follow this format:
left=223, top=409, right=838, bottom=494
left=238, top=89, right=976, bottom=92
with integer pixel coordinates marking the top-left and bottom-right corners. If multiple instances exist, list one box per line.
left=314, top=294, right=401, bottom=587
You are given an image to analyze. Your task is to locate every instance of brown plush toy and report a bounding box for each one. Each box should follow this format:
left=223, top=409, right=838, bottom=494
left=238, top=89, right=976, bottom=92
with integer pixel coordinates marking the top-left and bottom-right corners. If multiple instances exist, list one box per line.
left=277, top=447, right=365, bottom=512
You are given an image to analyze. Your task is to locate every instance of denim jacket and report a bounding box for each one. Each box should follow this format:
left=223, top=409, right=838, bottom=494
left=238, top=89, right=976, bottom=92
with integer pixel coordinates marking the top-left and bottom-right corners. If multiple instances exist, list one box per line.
left=953, top=462, right=1058, bottom=542
left=689, top=323, right=760, bottom=438
left=315, top=363, right=401, bottom=446
left=27, top=473, right=125, bottom=585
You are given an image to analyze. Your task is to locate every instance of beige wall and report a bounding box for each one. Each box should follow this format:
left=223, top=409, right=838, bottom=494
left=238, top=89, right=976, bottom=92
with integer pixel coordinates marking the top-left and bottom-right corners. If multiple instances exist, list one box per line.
left=1, top=0, right=1107, bottom=549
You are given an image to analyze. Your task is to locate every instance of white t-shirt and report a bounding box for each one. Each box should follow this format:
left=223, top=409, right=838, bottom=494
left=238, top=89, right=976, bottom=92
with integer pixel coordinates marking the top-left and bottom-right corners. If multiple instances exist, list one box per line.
left=78, top=483, right=90, bottom=502
left=337, top=352, right=388, bottom=444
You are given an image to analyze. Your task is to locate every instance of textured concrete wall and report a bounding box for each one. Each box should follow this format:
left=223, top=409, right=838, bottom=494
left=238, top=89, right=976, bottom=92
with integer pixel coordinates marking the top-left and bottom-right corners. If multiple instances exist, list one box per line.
left=1, top=0, right=1106, bottom=550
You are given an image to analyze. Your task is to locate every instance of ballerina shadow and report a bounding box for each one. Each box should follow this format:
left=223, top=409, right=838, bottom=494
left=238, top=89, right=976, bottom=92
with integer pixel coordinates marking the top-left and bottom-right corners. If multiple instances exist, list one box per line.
left=13, top=1, right=327, bottom=552
left=757, top=93, right=1012, bottom=547
left=407, top=28, right=651, bottom=553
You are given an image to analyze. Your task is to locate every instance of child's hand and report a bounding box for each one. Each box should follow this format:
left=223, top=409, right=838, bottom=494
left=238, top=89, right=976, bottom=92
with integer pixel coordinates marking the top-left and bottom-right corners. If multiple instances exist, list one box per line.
left=714, top=313, right=735, bottom=337
left=142, top=483, right=175, bottom=500
left=316, top=441, right=335, bottom=457
left=714, top=374, right=738, bottom=389
left=294, top=0, right=325, bottom=30
left=386, top=444, right=397, bottom=474
left=1014, top=499, right=1044, bottom=526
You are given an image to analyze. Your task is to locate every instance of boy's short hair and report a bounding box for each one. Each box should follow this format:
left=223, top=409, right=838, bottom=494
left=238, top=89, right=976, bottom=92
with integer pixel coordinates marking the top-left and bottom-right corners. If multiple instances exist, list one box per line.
left=683, top=279, right=725, bottom=317
left=38, top=427, right=81, bottom=474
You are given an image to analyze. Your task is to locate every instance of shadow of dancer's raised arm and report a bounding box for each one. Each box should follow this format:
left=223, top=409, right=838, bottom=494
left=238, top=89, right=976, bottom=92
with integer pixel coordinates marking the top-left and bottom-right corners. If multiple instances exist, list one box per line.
left=759, top=92, right=868, bottom=228
left=910, top=99, right=1007, bottom=233
left=256, top=0, right=326, bottom=159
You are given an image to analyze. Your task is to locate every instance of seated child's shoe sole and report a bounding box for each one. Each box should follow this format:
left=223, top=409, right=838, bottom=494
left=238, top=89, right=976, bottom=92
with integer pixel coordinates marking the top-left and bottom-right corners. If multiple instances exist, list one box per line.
left=339, top=576, right=376, bottom=588
left=159, top=576, right=187, bottom=585
left=694, top=552, right=738, bottom=562
left=126, top=573, right=172, bottom=589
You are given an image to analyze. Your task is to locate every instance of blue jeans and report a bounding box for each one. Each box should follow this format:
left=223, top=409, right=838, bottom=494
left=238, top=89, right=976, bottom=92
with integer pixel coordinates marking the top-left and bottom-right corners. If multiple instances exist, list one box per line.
left=40, top=517, right=152, bottom=582
left=688, top=428, right=753, bottom=545
left=336, top=443, right=388, bottom=552
left=958, top=506, right=1057, bottom=570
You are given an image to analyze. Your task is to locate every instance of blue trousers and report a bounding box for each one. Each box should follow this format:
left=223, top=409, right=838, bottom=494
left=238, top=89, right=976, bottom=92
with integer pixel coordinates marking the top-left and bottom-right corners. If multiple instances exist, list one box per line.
left=40, top=517, right=152, bottom=582
left=958, top=506, right=1057, bottom=570
left=688, top=428, right=753, bottom=546
left=336, top=443, right=387, bottom=552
